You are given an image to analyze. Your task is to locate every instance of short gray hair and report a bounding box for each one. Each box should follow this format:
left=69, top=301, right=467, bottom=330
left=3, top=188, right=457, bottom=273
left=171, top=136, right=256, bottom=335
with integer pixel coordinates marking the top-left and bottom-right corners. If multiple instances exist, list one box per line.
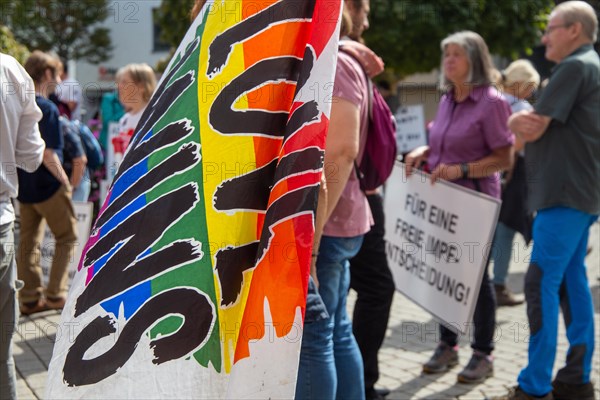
left=553, top=0, right=598, bottom=42
left=439, top=31, right=494, bottom=89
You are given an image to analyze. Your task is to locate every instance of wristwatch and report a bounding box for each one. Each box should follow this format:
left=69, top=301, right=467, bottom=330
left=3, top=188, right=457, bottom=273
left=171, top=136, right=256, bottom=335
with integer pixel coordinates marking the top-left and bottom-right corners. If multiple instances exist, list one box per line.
left=460, top=163, right=469, bottom=179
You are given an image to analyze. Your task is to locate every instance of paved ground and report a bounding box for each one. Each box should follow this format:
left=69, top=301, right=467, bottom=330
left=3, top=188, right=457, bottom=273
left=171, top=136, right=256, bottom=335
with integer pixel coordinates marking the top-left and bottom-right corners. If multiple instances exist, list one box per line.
left=14, top=223, right=599, bottom=399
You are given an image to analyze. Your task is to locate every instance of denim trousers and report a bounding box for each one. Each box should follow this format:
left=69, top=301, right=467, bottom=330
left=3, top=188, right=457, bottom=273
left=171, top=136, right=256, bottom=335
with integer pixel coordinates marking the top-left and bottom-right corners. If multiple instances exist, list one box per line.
left=1, top=221, right=17, bottom=400
left=491, top=221, right=518, bottom=286
left=518, top=207, right=597, bottom=396
left=296, top=234, right=365, bottom=400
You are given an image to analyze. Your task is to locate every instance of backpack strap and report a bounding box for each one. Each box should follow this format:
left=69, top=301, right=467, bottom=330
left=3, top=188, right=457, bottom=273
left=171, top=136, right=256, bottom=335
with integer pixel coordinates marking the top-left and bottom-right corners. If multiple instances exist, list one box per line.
left=339, top=45, right=374, bottom=122
left=339, top=46, right=373, bottom=189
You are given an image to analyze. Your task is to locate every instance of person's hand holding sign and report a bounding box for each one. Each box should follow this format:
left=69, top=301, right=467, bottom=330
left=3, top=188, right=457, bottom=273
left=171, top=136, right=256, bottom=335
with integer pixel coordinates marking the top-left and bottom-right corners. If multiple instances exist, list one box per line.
left=404, top=145, right=430, bottom=178
left=430, top=163, right=462, bottom=184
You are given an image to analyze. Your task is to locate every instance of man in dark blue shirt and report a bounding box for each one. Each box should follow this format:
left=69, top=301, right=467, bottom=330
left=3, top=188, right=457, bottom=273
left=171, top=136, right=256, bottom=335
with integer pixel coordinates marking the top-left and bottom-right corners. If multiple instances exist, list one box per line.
left=18, top=51, right=77, bottom=315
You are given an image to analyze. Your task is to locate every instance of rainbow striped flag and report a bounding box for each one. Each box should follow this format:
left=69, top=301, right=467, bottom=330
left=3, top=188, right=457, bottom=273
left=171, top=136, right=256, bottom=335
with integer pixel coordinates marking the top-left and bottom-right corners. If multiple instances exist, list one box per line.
left=46, top=1, right=341, bottom=398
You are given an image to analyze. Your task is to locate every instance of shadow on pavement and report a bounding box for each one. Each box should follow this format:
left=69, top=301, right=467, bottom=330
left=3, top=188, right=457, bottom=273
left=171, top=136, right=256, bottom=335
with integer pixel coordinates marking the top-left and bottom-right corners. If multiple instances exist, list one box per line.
left=591, top=284, right=599, bottom=313
left=389, top=370, right=475, bottom=399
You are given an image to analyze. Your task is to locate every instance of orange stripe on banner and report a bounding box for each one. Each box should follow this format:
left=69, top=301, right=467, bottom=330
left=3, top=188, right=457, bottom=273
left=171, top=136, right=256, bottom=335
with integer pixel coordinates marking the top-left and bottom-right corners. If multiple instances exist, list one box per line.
left=241, top=0, right=308, bottom=64
left=245, top=82, right=296, bottom=112
left=244, top=22, right=309, bottom=67
left=252, top=137, right=280, bottom=169
left=234, top=215, right=313, bottom=362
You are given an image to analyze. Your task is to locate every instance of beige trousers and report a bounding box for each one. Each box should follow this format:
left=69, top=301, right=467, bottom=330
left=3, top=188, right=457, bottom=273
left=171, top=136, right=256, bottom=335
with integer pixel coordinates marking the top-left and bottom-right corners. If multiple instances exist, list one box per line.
left=17, top=185, right=77, bottom=303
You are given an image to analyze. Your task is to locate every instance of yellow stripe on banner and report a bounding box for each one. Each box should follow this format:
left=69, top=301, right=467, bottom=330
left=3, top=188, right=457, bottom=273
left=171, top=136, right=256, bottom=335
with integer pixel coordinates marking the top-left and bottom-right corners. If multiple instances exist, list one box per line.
left=198, top=0, right=258, bottom=374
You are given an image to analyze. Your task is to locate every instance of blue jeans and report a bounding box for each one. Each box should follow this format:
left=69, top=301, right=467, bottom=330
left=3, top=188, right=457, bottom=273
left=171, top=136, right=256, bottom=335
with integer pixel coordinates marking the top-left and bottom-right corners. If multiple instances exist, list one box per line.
left=72, top=169, right=91, bottom=202
left=296, top=235, right=365, bottom=400
left=491, top=221, right=517, bottom=286
left=518, top=207, right=597, bottom=396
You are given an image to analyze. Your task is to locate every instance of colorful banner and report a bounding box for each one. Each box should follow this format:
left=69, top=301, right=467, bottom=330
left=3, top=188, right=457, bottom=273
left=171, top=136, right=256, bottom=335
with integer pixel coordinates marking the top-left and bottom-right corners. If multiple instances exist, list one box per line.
left=46, top=1, right=342, bottom=398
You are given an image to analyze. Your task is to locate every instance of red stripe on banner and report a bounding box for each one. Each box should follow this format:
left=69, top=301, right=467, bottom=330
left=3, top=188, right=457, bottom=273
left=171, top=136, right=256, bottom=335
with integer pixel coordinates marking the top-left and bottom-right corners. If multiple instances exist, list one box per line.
left=309, top=0, right=341, bottom=57
left=269, top=171, right=322, bottom=207
left=281, top=114, right=329, bottom=156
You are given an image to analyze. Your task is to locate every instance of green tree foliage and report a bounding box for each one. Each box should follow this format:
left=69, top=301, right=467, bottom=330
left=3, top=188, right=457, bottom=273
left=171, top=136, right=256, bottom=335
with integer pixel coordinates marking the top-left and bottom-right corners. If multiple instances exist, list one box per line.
left=364, top=0, right=554, bottom=77
left=0, top=25, right=29, bottom=64
left=153, top=0, right=197, bottom=72
left=1, top=0, right=112, bottom=63
left=155, top=0, right=196, bottom=49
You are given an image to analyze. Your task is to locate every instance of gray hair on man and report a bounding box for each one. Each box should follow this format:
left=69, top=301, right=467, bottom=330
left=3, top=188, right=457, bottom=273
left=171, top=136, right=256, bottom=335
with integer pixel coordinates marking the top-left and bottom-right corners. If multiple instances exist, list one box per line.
left=553, top=0, right=598, bottom=42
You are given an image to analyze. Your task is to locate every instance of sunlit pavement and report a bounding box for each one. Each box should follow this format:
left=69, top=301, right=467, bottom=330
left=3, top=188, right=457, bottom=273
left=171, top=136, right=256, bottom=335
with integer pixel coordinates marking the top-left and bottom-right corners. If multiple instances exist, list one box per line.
left=15, top=223, right=599, bottom=399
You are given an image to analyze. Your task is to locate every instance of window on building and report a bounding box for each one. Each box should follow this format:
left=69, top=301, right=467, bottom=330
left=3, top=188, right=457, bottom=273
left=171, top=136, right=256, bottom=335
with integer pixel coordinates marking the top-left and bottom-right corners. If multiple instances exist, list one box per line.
left=152, top=8, right=171, bottom=52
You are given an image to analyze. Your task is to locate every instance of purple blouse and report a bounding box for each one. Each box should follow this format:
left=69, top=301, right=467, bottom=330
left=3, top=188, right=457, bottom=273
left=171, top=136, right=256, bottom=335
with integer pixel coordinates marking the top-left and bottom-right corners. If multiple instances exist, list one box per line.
left=428, top=86, right=514, bottom=199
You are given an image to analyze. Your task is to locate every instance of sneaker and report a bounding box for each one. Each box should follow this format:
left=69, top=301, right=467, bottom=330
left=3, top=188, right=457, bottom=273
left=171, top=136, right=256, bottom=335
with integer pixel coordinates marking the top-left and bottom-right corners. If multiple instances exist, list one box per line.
left=422, top=342, right=459, bottom=374
left=20, top=299, right=49, bottom=316
left=552, top=379, right=595, bottom=400
left=495, top=285, right=525, bottom=307
left=457, top=350, right=493, bottom=383
left=491, top=386, right=554, bottom=400
left=46, top=296, right=66, bottom=310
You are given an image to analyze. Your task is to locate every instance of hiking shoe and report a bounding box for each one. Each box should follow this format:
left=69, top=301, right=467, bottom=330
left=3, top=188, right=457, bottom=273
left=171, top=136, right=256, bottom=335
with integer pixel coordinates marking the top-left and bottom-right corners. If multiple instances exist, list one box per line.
left=552, top=379, right=595, bottom=400
left=46, top=296, right=66, bottom=310
left=20, top=299, right=49, bottom=316
left=365, top=388, right=384, bottom=400
left=457, top=350, right=493, bottom=383
left=495, top=285, right=525, bottom=307
left=422, top=342, right=458, bottom=374
left=490, top=386, right=554, bottom=400
left=365, top=387, right=390, bottom=400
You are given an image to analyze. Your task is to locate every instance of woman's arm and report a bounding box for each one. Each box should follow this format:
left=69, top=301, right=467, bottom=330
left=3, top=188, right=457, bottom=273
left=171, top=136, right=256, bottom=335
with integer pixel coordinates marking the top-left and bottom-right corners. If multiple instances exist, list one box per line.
left=323, top=97, right=361, bottom=221
left=310, top=173, right=328, bottom=287
left=430, top=145, right=513, bottom=183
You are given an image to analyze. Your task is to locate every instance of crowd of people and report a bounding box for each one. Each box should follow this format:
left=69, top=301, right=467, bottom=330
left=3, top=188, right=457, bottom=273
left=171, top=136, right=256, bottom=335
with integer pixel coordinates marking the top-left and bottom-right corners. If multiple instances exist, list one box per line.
left=1, top=0, right=598, bottom=399
left=0, top=47, right=157, bottom=398
left=298, top=1, right=598, bottom=400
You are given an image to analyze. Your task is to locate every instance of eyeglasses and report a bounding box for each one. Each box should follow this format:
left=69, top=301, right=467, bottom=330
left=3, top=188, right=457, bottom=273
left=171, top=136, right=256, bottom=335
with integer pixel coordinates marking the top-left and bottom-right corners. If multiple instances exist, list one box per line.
left=543, top=23, right=570, bottom=36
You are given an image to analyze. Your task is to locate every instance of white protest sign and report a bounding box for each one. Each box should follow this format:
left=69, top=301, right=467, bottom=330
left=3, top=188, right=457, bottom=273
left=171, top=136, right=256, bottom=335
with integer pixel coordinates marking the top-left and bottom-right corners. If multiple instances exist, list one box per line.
left=40, top=201, right=93, bottom=287
left=14, top=201, right=93, bottom=288
left=384, top=163, right=500, bottom=333
left=105, top=121, right=120, bottom=181
left=395, top=105, right=426, bottom=154
left=99, top=122, right=121, bottom=204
